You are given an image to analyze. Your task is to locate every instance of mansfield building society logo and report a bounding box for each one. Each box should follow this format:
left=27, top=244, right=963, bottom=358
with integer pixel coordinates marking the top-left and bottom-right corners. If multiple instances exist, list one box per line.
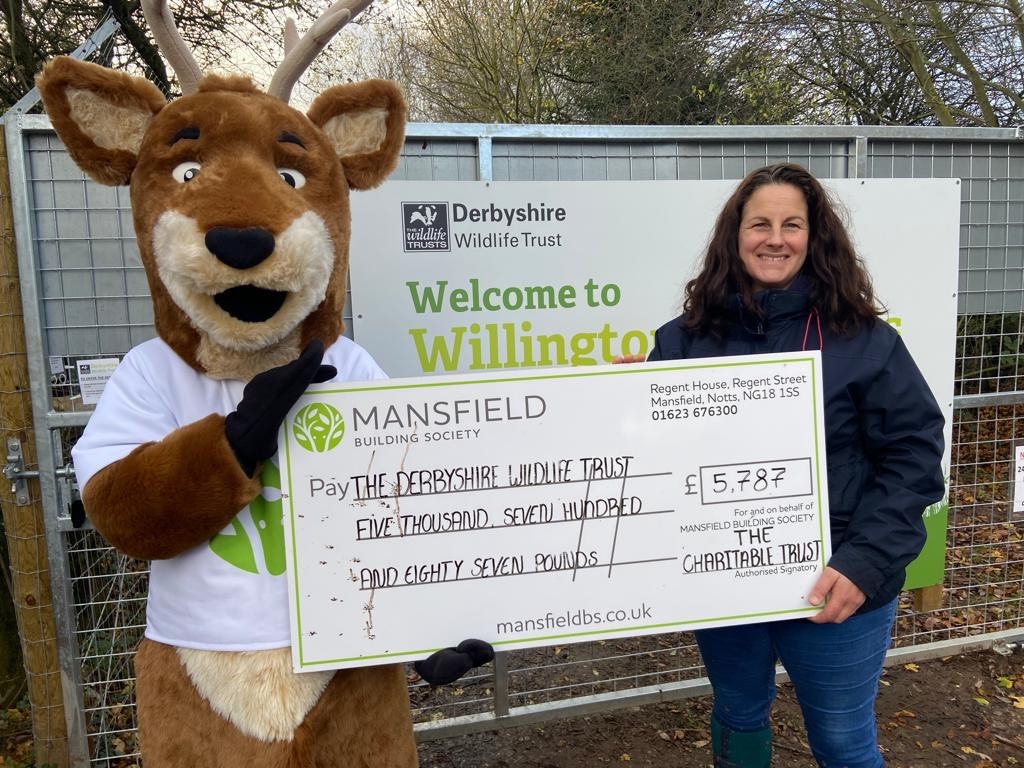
left=403, top=201, right=450, bottom=252
left=292, top=403, right=346, bottom=452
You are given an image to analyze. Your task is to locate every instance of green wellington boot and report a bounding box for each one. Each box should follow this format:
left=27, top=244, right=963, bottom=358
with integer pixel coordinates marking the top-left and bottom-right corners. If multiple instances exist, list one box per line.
left=711, top=716, right=772, bottom=768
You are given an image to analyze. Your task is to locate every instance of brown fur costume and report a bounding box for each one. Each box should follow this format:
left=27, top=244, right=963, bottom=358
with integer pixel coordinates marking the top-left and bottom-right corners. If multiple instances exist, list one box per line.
left=38, top=2, right=417, bottom=765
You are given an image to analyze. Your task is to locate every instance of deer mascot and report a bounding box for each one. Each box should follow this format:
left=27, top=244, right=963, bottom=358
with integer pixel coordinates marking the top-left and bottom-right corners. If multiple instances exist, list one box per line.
left=38, top=1, right=491, bottom=765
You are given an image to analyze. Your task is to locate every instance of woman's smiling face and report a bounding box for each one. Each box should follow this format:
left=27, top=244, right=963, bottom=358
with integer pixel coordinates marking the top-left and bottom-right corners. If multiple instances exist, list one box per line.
left=738, top=182, right=809, bottom=291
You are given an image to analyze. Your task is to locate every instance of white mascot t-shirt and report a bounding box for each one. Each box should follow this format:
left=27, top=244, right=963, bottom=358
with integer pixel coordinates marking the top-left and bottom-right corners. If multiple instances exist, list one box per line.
left=72, top=336, right=386, bottom=651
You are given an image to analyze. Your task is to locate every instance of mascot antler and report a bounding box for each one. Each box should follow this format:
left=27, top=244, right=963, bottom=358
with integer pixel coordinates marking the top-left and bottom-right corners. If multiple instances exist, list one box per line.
left=269, top=0, right=374, bottom=102
left=139, top=0, right=203, bottom=93
left=140, top=0, right=372, bottom=102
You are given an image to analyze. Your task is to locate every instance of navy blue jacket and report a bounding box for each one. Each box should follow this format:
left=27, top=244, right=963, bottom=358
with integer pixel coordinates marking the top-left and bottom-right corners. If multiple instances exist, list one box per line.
left=649, top=284, right=945, bottom=615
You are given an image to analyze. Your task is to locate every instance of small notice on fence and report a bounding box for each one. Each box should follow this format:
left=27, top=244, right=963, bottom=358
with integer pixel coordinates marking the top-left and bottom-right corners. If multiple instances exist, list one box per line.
left=75, top=357, right=119, bottom=405
left=1014, top=445, right=1024, bottom=517
left=278, top=351, right=831, bottom=672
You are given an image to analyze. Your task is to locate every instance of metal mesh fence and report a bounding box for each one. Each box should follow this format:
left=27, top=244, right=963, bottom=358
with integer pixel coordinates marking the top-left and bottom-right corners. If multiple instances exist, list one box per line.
left=487, top=138, right=855, bottom=181
left=66, top=529, right=145, bottom=763
left=5, top=120, right=1024, bottom=764
left=26, top=132, right=153, bottom=369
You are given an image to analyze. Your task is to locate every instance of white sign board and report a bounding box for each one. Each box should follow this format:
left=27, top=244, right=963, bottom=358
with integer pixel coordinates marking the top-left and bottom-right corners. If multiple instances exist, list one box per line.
left=76, top=357, right=119, bottom=405
left=1014, top=445, right=1024, bottom=517
left=279, top=351, right=829, bottom=671
left=350, top=180, right=957, bottom=407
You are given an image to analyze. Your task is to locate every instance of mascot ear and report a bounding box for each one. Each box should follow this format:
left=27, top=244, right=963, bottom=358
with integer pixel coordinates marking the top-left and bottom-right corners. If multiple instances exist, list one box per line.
left=307, top=79, right=407, bottom=190
left=36, top=56, right=166, bottom=186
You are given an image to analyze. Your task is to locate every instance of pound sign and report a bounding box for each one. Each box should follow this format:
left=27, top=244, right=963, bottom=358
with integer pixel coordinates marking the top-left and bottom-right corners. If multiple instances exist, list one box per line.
left=684, top=474, right=698, bottom=495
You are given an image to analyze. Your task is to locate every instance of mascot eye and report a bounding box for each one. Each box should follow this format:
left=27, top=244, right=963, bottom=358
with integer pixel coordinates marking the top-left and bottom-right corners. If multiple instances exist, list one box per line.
left=278, top=168, right=306, bottom=189
left=172, top=162, right=201, bottom=183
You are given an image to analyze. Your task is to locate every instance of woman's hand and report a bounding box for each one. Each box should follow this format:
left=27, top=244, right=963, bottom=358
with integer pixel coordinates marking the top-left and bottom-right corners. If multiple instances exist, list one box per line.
left=611, top=354, right=647, bottom=364
left=807, top=566, right=865, bottom=623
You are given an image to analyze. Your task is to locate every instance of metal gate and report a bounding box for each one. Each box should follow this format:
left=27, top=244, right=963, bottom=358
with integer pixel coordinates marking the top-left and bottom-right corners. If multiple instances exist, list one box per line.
left=4, top=112, right=1024, bottom=765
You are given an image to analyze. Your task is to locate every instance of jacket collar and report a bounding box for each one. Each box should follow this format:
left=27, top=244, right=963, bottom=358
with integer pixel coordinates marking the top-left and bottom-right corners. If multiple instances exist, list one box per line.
left=726, top=274, right=812, bottom=335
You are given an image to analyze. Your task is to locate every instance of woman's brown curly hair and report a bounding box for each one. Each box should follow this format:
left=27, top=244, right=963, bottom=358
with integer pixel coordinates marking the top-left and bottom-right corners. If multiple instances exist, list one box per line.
left=684, top=163, right=883, bottom=337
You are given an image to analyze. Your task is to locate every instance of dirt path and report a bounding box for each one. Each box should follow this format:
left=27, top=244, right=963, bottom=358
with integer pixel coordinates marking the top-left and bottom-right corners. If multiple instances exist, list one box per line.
left=417, top=649, right=1024, bottom=767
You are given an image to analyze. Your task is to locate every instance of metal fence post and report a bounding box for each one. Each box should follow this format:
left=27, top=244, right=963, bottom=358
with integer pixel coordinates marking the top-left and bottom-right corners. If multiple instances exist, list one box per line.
left=478, top=136, right=493, bottom=182
left=492, top=651, right=509, bottom=718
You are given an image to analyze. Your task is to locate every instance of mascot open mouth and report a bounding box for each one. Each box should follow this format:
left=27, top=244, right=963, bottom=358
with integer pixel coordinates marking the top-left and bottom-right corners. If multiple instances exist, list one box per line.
left=213, top=285, right=288, bottom=323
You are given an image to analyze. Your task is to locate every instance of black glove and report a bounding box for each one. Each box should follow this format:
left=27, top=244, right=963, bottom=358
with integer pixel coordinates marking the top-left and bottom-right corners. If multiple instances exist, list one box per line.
left=70, top=498, right=87, bottom=529
left=414, top=639, right=494, bottom=686
left=224, top=340, right=337, bottom=475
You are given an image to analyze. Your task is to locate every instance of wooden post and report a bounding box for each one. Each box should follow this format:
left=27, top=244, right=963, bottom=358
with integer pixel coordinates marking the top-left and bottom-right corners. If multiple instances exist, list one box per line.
left=912, top=584, right=945, bottom=613
left=0, top=130, right=70, bottom=767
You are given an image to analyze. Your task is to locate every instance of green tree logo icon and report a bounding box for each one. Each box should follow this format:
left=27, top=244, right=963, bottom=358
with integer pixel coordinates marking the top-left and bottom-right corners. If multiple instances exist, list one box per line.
left=293, top=402, right=345, bottom=452
left=210, top=459, right=284, bottom=574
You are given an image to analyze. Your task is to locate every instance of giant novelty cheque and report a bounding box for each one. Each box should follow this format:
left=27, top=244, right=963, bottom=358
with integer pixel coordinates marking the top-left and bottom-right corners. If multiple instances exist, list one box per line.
left=279, top=351, right=830, bottom=670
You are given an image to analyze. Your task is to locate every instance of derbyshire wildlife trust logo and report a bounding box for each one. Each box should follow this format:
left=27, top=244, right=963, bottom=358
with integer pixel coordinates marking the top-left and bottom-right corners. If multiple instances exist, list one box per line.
left=402, top=201, right=450, bottom=252
left=292, top=403, right=345, bottom=452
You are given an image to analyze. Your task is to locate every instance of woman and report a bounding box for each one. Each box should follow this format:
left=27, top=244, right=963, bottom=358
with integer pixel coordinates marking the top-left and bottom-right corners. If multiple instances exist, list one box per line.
left=648, top=163, right=945, bottom=767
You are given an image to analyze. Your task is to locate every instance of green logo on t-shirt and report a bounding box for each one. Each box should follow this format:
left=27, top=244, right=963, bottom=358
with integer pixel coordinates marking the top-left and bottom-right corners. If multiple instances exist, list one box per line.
left=209, top=460, right=285, bottom=575
left=292, top=402, right=345, bottom=452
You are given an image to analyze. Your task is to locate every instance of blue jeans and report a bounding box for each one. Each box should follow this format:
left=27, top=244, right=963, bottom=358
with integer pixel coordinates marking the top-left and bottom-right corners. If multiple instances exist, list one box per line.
left=695, top=598, right=897, bottom=768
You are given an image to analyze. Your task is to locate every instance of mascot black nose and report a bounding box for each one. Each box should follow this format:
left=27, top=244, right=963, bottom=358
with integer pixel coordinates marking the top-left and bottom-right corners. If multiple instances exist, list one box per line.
left=206, top=227, right=275, bottom=270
